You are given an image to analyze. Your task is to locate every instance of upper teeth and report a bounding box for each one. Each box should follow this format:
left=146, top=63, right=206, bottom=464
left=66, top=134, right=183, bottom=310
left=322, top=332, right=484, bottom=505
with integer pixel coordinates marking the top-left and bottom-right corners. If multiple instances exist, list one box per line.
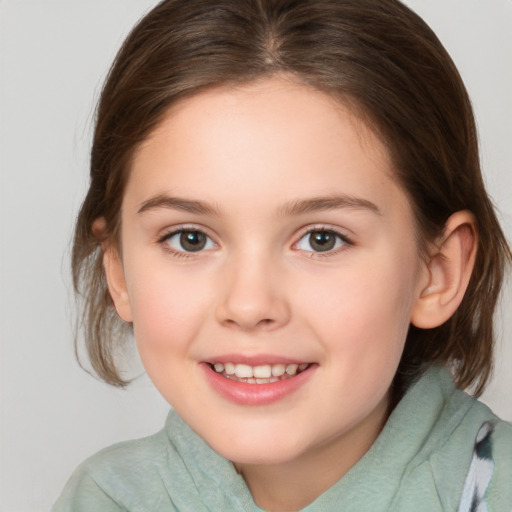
left=212, top=362, right=308, bottom=379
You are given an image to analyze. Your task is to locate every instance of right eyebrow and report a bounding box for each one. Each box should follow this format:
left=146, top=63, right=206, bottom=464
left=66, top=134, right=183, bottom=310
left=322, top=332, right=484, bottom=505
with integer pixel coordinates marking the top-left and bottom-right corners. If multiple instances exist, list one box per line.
left=137, top=195, right=221, bottom=216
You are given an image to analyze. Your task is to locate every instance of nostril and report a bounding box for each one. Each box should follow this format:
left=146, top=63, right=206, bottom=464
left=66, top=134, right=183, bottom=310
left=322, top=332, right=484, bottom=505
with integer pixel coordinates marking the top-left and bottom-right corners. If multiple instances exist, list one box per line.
left=223, top=318, right=273, bottom=327
left=215, top=290, right=291, bottom=331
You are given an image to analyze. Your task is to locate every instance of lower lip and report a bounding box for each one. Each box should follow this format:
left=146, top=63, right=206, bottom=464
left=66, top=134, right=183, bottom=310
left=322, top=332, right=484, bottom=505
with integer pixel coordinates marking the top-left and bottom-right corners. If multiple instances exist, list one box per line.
left=201, top=363, right=315, bottom=406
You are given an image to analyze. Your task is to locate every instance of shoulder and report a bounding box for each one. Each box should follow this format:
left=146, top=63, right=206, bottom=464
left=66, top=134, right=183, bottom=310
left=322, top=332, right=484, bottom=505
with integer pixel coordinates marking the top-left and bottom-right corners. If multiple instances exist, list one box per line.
left=389, top=367, right=512, bottom=511
left=78, top=425, right=173, bottom=478
left=429, top=382, right=512, bottom=511
left=485, top=417, right=512, bottom=511
left=53, top=417, right=180, bottom=512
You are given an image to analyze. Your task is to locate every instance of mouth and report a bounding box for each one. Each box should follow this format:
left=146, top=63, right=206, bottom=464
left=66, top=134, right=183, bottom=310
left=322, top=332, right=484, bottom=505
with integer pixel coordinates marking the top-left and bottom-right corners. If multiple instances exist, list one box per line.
left=202, top=359, right=315, bottom=405
left=206, top=361, right=312, bottom=384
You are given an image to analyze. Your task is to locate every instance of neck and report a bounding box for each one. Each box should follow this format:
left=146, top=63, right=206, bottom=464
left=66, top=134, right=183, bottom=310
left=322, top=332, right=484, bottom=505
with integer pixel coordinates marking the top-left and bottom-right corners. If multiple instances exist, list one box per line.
left=236, top=396, right=389, bottom=511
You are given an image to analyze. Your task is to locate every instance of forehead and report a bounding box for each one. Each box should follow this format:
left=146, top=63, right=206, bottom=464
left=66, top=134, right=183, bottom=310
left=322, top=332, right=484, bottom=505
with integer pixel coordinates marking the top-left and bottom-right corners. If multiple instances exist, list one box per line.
left=126, top=77, right=408, bottom=220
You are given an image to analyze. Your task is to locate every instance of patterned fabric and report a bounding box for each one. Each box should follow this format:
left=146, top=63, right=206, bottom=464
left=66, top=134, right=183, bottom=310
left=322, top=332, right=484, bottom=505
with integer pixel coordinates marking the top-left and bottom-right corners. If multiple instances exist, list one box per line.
left=457, top=422, right=495, bottom=512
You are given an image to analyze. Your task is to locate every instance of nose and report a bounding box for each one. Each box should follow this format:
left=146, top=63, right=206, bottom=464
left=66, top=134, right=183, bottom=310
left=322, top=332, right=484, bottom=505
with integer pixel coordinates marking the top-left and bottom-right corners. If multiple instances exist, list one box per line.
left=215, top=251, right=291, bottom=332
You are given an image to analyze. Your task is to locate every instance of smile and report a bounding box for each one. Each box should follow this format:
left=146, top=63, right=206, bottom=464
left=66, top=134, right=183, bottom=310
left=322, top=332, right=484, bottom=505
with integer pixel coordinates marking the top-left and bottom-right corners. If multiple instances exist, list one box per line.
left=208, top=362, right=310, bottom=384
left=202, top=360, right=316, bottom=406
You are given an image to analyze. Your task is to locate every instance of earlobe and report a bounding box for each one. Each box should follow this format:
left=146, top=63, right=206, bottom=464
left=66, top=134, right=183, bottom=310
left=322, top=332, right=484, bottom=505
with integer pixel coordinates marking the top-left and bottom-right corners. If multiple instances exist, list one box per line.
left=93, top=218, right=133, bottom=323
left=411, top=211, right=477, bottom=329
left=103, top=245, right=133, bottom=323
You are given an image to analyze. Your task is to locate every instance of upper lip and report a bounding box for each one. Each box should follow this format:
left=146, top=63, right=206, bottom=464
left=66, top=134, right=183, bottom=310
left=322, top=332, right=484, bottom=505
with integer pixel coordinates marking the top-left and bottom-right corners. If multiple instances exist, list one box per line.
left=202, top=354, right=312, bottom=366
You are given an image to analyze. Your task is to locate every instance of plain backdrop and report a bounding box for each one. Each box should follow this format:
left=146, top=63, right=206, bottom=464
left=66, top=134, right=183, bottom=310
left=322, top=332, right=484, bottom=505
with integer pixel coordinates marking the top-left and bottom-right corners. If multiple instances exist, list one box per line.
left=0, top=1, right=510, bottom=511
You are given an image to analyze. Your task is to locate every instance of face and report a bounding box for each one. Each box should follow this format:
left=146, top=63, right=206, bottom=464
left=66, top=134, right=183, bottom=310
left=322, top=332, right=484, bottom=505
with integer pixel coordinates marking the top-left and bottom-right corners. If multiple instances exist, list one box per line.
left=109, top=77, right=428, bottom=470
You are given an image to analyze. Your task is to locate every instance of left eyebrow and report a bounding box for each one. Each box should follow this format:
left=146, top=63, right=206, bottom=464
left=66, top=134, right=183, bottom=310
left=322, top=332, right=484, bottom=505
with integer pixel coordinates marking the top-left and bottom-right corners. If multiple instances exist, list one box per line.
left=279, top=195, right=381, bottom=217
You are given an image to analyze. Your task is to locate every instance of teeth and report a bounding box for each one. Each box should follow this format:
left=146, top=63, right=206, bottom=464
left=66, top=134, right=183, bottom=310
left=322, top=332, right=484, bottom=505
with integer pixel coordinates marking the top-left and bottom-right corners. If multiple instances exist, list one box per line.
left=234, top=364, right=253, bottom=378
left=224, top=363, right=235, bottom=375
left=211, top=362, right=309, bottom=381
left=285, top=364, right=298, bottom=375
left=257, top=378, right=278, bottom=384
left=272, top=364, right=286, bottom=377
left=253, top=365, right=272, bottom=378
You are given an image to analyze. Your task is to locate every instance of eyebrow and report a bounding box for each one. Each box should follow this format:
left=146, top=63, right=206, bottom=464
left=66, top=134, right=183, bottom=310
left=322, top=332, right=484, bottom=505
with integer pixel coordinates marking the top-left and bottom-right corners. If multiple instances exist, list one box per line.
left=137, top=195, right=221, bottom=216
left=137, top=193, right=381, bottom=217
left=279, top=195, right=381, bottom=217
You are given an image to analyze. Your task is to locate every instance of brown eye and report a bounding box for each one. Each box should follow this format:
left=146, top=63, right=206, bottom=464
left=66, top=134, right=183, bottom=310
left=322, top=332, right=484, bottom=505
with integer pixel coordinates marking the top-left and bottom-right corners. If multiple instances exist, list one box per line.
left=180, top=231, right=207, bottom=251
left=163, top=230, right=215, bottom=253
left=296, top=229, right=347, bottom=253
left=309, top=231, right=336, bottom=251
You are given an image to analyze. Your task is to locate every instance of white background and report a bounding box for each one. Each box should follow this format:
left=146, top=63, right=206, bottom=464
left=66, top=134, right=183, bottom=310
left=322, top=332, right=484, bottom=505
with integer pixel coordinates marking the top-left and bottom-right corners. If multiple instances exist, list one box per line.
left=0, top=1, right=510, bottom=511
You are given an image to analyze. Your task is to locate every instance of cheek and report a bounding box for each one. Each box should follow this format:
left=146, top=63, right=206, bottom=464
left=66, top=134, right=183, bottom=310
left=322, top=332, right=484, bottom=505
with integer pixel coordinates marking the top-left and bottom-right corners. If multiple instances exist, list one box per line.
left=126, top=264, right=209, bottom=360
left=300, top=255, right=418, bottom=361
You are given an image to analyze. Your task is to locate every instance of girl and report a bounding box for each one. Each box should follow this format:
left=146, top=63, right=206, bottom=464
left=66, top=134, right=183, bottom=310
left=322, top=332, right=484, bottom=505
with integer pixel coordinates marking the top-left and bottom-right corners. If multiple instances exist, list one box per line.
left=54, top=0, right=511, bottom=510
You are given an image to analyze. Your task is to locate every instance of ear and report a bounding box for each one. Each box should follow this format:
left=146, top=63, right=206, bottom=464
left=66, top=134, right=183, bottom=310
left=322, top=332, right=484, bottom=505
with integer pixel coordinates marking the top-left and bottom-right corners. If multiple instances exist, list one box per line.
left=92, top=218, right=133, bottom=323
left=411, top=211, right=477, bottom=329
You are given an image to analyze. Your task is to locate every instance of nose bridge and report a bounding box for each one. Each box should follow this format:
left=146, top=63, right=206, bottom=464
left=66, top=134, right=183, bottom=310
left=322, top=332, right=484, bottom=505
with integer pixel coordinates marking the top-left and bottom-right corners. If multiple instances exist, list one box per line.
left=216, top=244, right=290, bottom=331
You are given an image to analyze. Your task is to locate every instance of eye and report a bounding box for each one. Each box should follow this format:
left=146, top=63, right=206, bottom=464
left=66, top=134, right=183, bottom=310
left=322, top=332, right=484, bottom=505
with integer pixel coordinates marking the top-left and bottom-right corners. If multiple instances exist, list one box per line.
left=295, top=229, right=348, bottom=253
left=162, top=229, right=216, bottom=253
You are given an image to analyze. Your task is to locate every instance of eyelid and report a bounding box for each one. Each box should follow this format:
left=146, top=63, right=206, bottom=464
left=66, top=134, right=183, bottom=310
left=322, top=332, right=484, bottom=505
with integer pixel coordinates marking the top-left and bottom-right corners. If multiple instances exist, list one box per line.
left=156, top=223, right=215, bottom=240
left=154, top=223, right=353, bottom=258
left=292, top=225, right=354, bottom=255
left=156, top=224, right=219, bottom=255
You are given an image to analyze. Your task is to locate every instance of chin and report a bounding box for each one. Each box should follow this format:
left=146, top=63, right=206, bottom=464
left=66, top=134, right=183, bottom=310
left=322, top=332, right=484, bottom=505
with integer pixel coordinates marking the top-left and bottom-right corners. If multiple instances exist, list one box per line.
left=208, top=430, right=309, bottom=466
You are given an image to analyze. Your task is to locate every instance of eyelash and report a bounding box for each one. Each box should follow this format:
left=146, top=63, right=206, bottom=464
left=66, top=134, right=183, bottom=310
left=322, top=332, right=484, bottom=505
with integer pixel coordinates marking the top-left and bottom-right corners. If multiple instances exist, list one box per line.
left=157, top=226, right=217, bottom=259
left=156, top=225, right=353, bottom=259
left=294, top=226, right=354, bottom=258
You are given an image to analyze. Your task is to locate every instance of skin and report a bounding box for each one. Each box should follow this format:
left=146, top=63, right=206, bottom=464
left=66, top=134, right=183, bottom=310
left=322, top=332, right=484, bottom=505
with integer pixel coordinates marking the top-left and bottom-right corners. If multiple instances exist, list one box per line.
left=103, top=76, right=476, bottom=511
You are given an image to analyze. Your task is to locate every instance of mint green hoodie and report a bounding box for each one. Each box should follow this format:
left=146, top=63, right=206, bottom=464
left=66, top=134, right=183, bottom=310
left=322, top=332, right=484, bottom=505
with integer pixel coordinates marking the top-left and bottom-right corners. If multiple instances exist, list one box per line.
left=53, top=366, right=512, bottom=511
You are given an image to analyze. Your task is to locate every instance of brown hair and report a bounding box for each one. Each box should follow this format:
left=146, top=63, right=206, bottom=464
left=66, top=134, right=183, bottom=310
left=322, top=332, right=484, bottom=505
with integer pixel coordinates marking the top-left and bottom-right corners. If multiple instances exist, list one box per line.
left=72, top=0, right=511, bottom=394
